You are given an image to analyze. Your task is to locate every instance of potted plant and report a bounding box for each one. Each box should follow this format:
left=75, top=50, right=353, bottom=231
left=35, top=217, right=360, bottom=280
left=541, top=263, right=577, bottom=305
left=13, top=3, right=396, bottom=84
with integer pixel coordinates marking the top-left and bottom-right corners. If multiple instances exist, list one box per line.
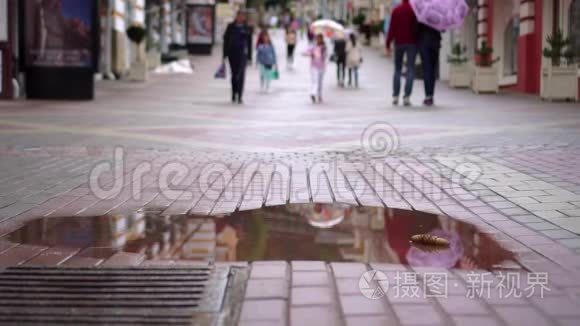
left=126, top=24, right=148, bottom=81
left=352, top=12, right=366, bottom=27
left=472, top=41, right=499, bottom=94
left=447, top=42, right=470, bottom=88
left=541, top=30, right=578, bottom=101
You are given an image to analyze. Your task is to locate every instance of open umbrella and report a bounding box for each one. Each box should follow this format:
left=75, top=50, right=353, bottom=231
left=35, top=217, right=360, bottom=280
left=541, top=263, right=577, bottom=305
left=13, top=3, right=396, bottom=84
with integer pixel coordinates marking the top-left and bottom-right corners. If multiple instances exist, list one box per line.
left=310, top=19, right=345, bottom=39
left=410, top=0, right=469, bottom=31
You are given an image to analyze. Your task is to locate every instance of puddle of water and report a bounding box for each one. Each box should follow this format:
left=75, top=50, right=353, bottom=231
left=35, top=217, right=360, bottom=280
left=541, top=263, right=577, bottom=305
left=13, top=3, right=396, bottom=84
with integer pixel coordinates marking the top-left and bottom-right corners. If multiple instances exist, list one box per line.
left=4, top=204, right=518, bottom=270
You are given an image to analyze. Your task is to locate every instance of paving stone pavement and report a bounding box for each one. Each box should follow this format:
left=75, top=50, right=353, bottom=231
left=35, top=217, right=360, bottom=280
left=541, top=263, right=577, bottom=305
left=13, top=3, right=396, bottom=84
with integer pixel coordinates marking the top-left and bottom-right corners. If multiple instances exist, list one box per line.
left=1, top=31, right=580, bottom=325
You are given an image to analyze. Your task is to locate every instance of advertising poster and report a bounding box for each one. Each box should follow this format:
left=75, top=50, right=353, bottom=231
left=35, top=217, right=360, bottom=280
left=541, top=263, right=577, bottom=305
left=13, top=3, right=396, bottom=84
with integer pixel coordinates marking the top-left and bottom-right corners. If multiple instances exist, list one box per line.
left=187, top=5, right=214, bottom=45
left=0, top=0, right=7, bottom=42
left=25, top=0, right=93, bottom=67
left=0, top=50, right=3, bottom=93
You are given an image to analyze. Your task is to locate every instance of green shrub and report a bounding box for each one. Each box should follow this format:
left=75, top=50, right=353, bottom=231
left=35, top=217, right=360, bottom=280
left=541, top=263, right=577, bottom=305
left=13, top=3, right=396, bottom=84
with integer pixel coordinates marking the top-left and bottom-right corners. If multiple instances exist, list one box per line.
left=126, top=25, right=147, bottom=45
left=475, top=41, right=499, bottom=67
left=352, top=12, right=366, bottom=26
left=543, top=29, right=575, bottom=66
left=447, top=42, right=468, bottom=65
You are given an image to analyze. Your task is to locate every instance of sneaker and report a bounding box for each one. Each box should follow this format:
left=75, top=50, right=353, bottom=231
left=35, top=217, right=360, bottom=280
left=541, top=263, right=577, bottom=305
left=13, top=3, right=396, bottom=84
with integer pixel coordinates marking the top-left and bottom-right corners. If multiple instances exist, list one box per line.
left=392, top=97, right=399, bottom=106
left=403, top=97, right=411, bottom=106
left=311, top=95, right=316, bottom=103
left=237, top=98, right=243, bottom=104
left=423, top=98, right=434, bottom=106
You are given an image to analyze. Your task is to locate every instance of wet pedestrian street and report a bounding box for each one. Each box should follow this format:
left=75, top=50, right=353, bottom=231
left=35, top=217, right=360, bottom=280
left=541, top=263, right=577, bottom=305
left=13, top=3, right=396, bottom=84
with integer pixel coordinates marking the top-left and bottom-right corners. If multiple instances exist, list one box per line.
left=1, top=30, right=580, bottom=326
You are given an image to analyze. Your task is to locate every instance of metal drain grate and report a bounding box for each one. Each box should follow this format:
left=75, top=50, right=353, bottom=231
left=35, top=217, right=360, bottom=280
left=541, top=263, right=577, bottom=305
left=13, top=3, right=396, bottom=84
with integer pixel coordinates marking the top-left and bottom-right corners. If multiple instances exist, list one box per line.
left=0, top=265, right=230, bottom=325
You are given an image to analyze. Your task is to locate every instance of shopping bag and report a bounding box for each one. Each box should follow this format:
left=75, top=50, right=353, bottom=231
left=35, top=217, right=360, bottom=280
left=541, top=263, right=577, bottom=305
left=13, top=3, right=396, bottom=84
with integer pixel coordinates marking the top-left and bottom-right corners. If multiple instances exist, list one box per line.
left=269, top=69, right=279, bottom=80
left=329, top=53, right=338, bottom=63
left=214, top=63, right=226, bottom=79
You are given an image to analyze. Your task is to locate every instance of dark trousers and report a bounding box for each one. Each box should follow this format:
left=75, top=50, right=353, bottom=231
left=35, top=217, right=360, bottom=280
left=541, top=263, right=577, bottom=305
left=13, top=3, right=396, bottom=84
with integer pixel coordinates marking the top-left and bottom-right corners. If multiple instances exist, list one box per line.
left=228, top=55, right=247, bottom=100
left=393, top=44, right=417, bottom=98
left=419, top=44, right=440, bottom=98
left=336, top=58, right=346, bottom=84
left=287, top=44, right=296, bottom=63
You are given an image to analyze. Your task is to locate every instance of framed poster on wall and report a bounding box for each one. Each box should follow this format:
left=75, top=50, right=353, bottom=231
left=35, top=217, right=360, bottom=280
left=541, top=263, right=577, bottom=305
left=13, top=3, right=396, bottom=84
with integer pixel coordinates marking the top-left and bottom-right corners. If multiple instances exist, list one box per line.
left=0, top=50, right=3, bottom=94
left=24, top=0, right=94, bottom=68
left=0, top=0, right=7, bottom=42
left=186, top=4, right=215, bottom=46
left=20, top=0, right=99, bottom=99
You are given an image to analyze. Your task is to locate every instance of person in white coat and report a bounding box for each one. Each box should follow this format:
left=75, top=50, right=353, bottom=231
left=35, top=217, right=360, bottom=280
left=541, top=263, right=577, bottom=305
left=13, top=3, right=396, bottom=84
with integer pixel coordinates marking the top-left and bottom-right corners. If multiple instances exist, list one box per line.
left=346, top=33, right=362, bottom=88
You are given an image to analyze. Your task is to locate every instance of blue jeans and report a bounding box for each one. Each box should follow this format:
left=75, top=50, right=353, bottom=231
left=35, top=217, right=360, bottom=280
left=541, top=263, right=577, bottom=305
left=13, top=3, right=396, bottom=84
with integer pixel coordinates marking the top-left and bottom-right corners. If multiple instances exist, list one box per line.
left=348, top=67, right=358, bottom=87
left=419, top=44, right=440, bottom=98
left=393, top=44, right=417, bottom=98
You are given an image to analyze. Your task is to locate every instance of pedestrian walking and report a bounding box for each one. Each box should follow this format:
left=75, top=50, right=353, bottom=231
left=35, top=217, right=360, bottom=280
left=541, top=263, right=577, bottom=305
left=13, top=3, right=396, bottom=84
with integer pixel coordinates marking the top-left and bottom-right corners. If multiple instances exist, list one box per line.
left=332, top=36, right=347, bottom=87
left=304, top=34, right=327, bottom=103
left=257, top=34, right=278, bottom=93
left=386, top=0, right=418, bottom=106
left=256, top=25, right=269, bottom=48
left=285, top=27, right=297, bottom=68
left=223, top=11, right=252, bottom=104
left=289, top=15, right=300, bottom=32
left=417, top=23, right=442, bottom=106
left=346, top=33, right=362, bottom=88
left=306, top=20, right=315, bottom=44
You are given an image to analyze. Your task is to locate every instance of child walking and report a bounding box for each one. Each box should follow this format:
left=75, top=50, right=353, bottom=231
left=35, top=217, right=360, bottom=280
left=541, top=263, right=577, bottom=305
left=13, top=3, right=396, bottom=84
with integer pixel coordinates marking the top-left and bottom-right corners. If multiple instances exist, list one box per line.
left=346, top=33, right=362, bottom=88
left=256, top=34, right=277, bottom=92
left=305, top=34, right=327, bottom=103
left=285, top=28, right=297, bottom=68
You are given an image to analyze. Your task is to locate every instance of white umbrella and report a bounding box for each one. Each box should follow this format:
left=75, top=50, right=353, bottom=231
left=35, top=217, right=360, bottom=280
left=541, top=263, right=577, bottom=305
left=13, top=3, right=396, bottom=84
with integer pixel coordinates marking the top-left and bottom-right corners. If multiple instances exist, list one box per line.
left=310, top=19, right=345, bottom=38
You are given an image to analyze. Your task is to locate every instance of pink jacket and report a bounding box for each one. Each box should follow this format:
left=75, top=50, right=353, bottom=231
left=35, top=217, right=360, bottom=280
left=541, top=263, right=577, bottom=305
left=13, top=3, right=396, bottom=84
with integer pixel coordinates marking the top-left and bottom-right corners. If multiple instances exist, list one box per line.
left=305, top=44, right=327, bottom=70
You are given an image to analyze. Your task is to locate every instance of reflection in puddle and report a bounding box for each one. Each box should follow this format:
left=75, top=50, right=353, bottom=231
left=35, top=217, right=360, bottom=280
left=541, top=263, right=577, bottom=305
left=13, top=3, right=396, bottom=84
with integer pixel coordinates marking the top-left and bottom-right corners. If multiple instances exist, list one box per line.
left=5, top=204, right=518, bottom=270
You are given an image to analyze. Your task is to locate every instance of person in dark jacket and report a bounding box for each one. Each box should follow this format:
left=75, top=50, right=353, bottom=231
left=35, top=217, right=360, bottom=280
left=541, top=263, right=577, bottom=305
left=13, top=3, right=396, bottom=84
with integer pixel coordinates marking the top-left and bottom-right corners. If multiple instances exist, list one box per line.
left=333, top=37, right=347, bottom=87
left=386, top=0, right=418, bottom=106
left=417, top=23, right=442, bottom=106
left=223, top=11, right=253, bottom=104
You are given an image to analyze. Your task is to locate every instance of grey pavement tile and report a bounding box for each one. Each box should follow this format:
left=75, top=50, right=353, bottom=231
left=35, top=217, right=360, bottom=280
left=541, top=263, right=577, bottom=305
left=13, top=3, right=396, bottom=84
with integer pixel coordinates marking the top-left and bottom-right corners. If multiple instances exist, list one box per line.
left=452, top=316, right=502, bottom=326
left=509, top=196, right=541, bottom=205
left=522, top=203, right=577, bottom=211
left=540, top=229, right=579, bottom=240
left=534, top=210, right=569, bottom=220
left=495, top=306, right=554, bottom=326
left=511, top=215, right=545, bottom=224
left=558, top=239, right=580, bottom=249
left=524, top=222, right=559, bottom=231
left=501, top=207, right=532, bottom=216
left=560, top=209, right=580, bottom=217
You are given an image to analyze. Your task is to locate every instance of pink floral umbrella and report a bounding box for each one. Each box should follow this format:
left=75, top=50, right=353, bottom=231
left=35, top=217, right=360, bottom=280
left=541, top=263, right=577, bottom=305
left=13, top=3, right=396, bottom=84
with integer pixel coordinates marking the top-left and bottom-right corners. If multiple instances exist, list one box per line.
left=410, top=0, right=469, bottom=31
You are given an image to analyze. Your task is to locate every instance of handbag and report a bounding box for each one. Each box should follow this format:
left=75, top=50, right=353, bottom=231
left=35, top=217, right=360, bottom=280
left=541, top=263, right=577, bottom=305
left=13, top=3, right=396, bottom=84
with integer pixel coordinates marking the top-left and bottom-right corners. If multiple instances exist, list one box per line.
left=269, top=68, right=279, bottom=80
left=329, top=53, right=338, bottom=63
left=214, top=63, right=226, bottom=79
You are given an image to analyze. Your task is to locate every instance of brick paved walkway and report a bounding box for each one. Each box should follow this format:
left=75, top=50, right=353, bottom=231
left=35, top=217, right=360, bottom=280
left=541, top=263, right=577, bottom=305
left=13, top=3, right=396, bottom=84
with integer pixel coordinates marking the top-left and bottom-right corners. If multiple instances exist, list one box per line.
left=1, top=31, right=580, bottom=325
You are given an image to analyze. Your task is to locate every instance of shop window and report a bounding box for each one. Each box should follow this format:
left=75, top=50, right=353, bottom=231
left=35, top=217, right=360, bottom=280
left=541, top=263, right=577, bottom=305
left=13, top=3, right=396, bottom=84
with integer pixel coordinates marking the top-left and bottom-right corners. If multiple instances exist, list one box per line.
left=503, top=17, right=519, bottom=76
left=569, top=0, right=580, bottom=63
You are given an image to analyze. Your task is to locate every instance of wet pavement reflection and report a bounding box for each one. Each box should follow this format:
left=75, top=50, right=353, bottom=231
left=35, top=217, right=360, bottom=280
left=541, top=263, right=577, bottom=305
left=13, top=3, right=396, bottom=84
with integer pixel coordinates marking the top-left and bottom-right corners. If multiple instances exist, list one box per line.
left=5, top=204, right=518, bottom=270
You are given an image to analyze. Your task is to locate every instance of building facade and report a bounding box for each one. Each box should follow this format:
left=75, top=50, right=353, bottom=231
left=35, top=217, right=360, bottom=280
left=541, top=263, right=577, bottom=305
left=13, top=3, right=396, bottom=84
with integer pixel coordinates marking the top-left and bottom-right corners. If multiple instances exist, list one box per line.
left=449, top=0, right=580, bottom=99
